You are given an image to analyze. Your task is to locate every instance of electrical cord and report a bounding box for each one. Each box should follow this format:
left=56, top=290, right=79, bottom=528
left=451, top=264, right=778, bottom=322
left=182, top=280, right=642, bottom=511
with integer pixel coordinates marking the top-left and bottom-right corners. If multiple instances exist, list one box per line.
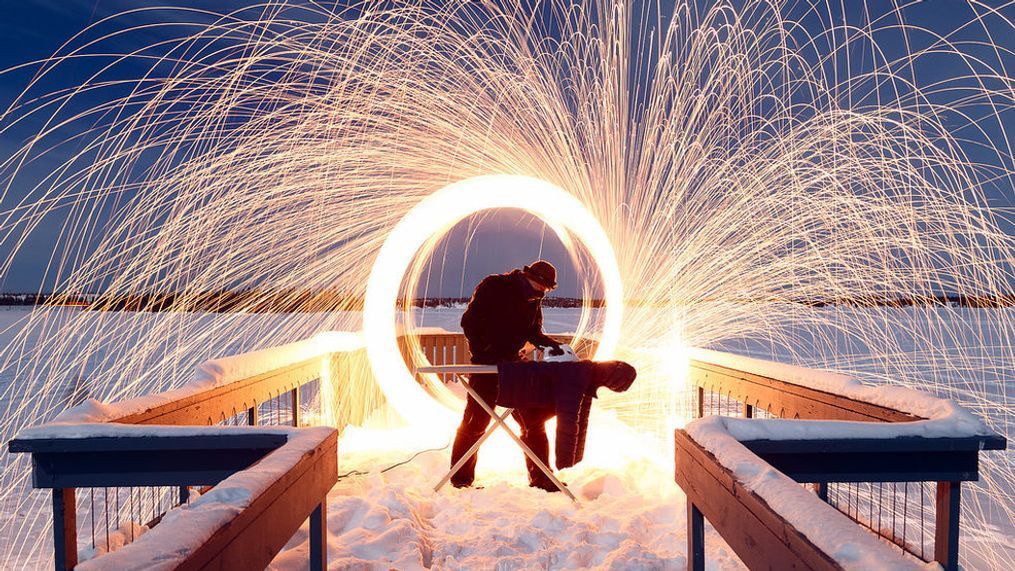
left=336, top=437, right=452, bottom=481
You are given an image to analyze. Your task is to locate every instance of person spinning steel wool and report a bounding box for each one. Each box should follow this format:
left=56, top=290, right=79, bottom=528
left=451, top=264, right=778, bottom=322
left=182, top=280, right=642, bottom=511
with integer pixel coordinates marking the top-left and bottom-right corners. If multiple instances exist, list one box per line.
left=451, top=259, right=564, bottom=489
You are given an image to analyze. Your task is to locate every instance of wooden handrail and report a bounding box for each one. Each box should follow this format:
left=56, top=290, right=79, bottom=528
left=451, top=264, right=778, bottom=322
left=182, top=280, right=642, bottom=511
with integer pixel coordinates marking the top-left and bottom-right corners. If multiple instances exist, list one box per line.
left=9, top=338, right=360, bottom=571
left=679, top=351, right=1007, bottom=571
left=689, top=359, right=917, bottom=422
left=403, top=332, right=598, bottom=368
left=114, top=357, right=323, bottom=426
left=674, top=430, right=842, bottom=571
left=171, top=430, right=337, bottom=571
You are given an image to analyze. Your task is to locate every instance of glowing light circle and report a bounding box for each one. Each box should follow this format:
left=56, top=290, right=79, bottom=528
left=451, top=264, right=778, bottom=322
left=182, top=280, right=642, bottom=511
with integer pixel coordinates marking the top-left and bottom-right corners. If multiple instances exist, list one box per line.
left=364, top=174, right=624, bottom=427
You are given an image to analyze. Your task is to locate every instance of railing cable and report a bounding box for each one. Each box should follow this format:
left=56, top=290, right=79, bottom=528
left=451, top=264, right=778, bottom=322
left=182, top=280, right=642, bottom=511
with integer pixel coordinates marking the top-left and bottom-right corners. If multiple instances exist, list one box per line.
left=90, top=488, right=95, bottom=550
left=103, top=487, right=110, bottom=553
left=902, top=482, right=909, bottom=552
left=130, top=487, right=135, bottom=542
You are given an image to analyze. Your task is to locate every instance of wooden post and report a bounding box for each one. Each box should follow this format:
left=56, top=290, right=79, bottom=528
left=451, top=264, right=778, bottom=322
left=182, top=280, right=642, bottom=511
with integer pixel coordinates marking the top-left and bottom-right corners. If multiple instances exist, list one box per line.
left=935, top=481, right=961, bottom=570
left=52, top=488, right=77, bottom=571
left=291, top=387, right=300, bottom=427
left=687, top=502, right=704, bottom=571
left=695, top=386, right=704, bottom=418
left=310, top=501, right=327, bottom=571
left=814, top=482, right=828, bottom=502
left=248, top=404, right=258, bottom=426
left=743, top=402, right=753, bottom=418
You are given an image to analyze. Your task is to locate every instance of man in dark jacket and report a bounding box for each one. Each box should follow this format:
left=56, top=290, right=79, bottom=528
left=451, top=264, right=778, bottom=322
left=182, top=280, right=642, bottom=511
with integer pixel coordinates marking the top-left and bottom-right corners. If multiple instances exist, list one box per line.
left=451, top=260, right=563, bottom=489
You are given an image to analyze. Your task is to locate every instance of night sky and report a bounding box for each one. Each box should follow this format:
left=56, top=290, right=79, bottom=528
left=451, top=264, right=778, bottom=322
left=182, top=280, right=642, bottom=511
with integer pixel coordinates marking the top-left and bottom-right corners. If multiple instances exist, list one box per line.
left=0, top=1, right=1010, bottom=297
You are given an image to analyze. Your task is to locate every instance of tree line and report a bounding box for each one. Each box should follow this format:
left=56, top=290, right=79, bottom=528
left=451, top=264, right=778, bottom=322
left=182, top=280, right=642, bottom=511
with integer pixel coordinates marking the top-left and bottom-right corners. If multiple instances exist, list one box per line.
left=0, top=291, right=1010, bottom=311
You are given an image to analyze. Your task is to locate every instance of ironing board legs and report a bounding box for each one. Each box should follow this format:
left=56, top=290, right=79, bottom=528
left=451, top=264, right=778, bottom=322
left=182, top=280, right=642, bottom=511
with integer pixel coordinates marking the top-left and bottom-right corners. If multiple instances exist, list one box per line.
left=436, top=377, right=577, bottom=502
left=433, top=408, right=512, bottom=492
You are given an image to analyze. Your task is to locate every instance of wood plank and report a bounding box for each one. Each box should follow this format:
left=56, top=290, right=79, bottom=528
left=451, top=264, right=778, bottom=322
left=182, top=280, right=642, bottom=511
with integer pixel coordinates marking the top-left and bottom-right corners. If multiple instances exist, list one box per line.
left=689, top=362, right=918, bottom=422
left=10, top=433, right=287, bottom=454
left=432, top=335, right=446, bottom=383
left=30, top=446, right=281, bottom=488
left=310, top=502, right=327, bottom=571
left=456, top=336, right=471, bottom=365
left=417, top=365, right=497, bottom=374
left=747, top=449, right=979, bottom=483
left=741, top=436, right=1002, bottom=454
left=676, top=431, right=803, bottom=548
left=935, top=481, right=961, bottom=570
left=676, top=441, right=825, bottom=569
left=114, top=359, right=322, bottom=426
left=52, top=488, right=76, bottom=571
left=674, top=430, right=737, bottom=494
left=677, top=430, right=853, bottom=565
left=674, top=430, right=842, bottom=570
left=176, top=430, right=338, bottom=571
left=687, top=502, right=704, bottom=571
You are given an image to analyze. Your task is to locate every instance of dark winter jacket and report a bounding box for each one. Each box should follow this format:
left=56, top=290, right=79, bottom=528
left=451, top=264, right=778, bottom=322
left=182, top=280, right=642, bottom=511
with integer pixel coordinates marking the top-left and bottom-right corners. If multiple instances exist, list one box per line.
left=495, top=360, right=637, bottom=469
left=460, top=269, right=558, bottom=363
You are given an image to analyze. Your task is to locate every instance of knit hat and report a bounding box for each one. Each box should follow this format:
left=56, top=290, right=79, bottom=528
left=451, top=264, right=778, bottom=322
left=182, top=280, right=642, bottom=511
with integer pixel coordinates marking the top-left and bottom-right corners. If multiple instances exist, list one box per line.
left=523, top=259, right=557, bottom=289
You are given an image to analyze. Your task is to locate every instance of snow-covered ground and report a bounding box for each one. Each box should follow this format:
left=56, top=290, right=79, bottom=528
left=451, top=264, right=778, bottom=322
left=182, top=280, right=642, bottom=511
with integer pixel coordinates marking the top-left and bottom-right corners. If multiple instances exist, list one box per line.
left=269, top=411, right=745, bottom=570
left=0, top=305, right=1010, bottom=569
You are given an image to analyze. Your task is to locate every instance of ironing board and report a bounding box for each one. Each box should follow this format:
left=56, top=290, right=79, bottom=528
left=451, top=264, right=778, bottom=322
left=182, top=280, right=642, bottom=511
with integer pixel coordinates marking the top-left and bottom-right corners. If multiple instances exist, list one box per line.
left=417, top=363, right=577, bottom=502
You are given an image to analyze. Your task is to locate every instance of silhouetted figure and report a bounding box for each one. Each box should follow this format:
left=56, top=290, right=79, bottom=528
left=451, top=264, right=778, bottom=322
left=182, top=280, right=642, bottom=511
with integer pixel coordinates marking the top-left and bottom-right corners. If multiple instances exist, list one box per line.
left=451, top=260, right=562, bottom=489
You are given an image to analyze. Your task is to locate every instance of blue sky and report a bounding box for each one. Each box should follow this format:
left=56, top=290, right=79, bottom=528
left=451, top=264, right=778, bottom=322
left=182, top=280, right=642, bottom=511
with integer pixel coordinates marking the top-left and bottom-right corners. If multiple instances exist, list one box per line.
left=0, top=1, right=1010, bottom=296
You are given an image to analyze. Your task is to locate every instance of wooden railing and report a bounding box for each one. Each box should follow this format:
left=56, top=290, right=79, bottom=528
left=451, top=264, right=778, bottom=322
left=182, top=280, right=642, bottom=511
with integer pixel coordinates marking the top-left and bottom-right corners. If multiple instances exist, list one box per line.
left=403, top=331, right=596, bottom=370
left=23, top=329, right=962, bottom=571
left=677, top=354, right=1006, bottom=571
left=116, top=358, right=323, bottom=427
left=8, top=329, right=594, bottom=570
left=8, top=337, right=366, bottom=570
left=11, top=427, right=336, bottom=571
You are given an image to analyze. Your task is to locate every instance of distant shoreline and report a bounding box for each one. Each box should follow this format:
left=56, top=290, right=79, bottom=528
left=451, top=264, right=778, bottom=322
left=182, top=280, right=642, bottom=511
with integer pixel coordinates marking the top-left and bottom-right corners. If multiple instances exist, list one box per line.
left=0, top=292, right=1011, bottom=312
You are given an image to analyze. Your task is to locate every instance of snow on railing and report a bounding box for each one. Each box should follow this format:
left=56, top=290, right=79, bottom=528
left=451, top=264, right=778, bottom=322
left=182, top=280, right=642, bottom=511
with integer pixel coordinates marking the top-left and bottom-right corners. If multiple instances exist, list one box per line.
left=8, top=332, right=366, bottom=571
left=678, top=349, right=1006, bottom=571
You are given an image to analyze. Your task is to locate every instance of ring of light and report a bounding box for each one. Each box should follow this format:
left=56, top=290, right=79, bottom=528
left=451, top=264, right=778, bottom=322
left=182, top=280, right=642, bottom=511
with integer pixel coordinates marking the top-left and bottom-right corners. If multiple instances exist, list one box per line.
left=364, top=174, right=624, bottom=427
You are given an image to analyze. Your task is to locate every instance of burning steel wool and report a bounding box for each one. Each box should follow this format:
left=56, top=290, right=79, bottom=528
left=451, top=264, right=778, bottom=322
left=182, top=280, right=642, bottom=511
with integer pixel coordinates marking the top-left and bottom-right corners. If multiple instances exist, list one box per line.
left=0, top=0, right=1010, bottom=567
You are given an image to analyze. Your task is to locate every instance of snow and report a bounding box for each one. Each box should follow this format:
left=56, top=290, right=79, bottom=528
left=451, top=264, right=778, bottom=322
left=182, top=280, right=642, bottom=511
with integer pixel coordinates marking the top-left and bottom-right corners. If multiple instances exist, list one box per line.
left=689, top=348, right=989, bottom=431
left=193, top=330, right=361, bottom=389
left=268, top=409, right=746, bottom=570
left=690, top=414, right=988, bottom=443
left=16, top=421, right=296, bottom=441
left=75, top=426, right=334, bottom=571
left=78, top=521, right=148, bottom=562
left=688, top=347, right=991, bottom=439
left=684, top=417, right=934, bottom=570
left=0, top=306, right=1009, bottom=568
left=52, top=331, right=362, bottom=424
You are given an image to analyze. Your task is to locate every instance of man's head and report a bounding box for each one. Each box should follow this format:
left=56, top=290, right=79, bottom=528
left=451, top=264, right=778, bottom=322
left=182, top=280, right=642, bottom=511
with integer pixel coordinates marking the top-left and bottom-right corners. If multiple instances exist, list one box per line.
left=523, top=259, right=557, bottom=294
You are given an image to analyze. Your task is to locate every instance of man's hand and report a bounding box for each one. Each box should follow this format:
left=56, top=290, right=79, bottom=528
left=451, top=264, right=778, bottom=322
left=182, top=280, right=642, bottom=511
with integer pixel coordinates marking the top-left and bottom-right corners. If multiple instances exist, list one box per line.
left=547, top=343, right=565, bottom=357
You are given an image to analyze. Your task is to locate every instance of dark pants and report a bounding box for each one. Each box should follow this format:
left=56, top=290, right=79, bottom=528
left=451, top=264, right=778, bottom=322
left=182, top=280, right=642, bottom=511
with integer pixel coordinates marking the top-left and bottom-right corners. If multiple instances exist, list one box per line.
left=512, top=406, right=556, bottom=487
left=449, top=370, right=499, bottom=487
left=449, top=352, right=556, bottom=488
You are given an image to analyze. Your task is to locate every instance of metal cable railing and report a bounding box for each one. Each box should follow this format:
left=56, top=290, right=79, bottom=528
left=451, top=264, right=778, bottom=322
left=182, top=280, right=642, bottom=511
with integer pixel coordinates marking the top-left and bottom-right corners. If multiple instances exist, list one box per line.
left=9, top=337, right=356, bottom=571
left=682, top=356, right=1005, bottom=570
